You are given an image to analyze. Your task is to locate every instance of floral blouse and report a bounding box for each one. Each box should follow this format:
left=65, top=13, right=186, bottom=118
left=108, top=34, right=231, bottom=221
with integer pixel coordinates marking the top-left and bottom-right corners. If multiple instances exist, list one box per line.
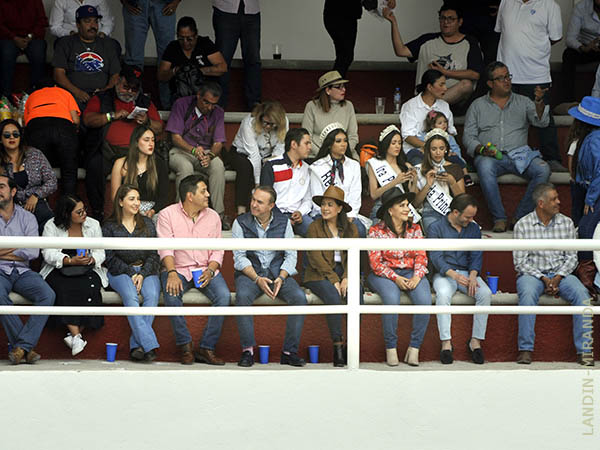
left=368, top=221, right=428, bottom=280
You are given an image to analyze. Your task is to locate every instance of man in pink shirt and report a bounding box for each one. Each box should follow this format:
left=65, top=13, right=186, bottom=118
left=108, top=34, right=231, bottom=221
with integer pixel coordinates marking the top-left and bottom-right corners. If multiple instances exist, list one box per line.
left=157, top=174, right=231, bottom=365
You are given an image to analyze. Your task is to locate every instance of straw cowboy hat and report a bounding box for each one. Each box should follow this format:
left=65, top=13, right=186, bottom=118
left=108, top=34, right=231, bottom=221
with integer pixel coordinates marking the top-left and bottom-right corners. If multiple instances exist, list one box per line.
left=317, top=70, right=349, bottom=91
left=312, top=185, right=352, bottom=213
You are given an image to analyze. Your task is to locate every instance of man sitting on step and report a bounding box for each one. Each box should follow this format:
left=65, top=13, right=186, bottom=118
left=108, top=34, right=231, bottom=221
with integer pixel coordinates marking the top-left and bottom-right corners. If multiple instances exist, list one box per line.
left=513, top=183, right=594, bottom=366
left=0, top=175, right=55, bottom=365
left=157, top=174, right=231, bottom=366
left=463, top=61, right=551, bottom=232
left=231, top=185, right=307, bottom=367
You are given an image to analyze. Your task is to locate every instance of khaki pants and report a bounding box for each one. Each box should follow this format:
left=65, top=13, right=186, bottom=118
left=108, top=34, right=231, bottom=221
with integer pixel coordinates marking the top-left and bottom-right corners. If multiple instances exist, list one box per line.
left=168, top=147, right=225, bottom=215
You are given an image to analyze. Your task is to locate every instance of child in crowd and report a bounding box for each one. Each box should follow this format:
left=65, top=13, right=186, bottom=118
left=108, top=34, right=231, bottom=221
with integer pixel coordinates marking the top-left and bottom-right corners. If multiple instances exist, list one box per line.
left=420, top=111, right=473, bottom=186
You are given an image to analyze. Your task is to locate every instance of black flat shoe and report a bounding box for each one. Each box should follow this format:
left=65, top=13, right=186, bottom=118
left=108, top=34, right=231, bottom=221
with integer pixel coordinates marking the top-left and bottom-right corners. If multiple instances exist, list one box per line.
left=333, top=344, right=345, bottom=367
left=130, top=347, right=144, bottom=362
left=467, top=341, right=485, bottom=364
left=440, top=348, right=453, bottom=364
left=238, top=350, right=254, bottom=367
left=143, top=349, right=157, bottom=362
left=280, top=352, right=306, bottom=367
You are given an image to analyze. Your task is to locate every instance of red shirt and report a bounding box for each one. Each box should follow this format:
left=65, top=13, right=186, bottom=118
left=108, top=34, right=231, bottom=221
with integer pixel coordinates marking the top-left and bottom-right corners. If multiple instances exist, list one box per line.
left=84, top=95, right=162, bottom=148
left=0, top=0, right=48, bottom=39
left=368, top=221, right=428, bottom=280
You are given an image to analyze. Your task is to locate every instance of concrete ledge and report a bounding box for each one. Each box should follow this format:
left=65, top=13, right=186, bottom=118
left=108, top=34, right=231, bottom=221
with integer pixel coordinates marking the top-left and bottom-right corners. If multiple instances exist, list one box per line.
left=8, top=289, right=569, bottom=307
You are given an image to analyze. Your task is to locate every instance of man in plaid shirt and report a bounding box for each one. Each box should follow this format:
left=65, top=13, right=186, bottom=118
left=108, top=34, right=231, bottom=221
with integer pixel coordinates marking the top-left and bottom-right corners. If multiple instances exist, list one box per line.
left=513, top=182, right=593, bottom=366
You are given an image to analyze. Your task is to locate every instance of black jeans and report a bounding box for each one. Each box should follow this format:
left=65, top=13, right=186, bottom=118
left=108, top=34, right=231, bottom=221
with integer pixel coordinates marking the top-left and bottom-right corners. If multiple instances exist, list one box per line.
left=25, top=117, right=79, bottom=196
left=323, top=12, right=358, bottom=77
left=511, top=83, right=561, bottom=163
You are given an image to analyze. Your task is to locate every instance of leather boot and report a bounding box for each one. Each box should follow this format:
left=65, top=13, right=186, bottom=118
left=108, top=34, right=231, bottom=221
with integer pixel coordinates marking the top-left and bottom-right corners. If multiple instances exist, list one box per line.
left=333, top=343, right=345, bottom=367
left=179, top=342, right=194, bottom=365
left=403, top=347, right=419, bottom=366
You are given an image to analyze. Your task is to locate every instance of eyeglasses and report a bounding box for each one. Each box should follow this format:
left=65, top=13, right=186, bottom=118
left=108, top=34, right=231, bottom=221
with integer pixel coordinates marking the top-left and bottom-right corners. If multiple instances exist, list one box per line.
left=2, top=131, right=20, bottom=139
left=74, top=206, right=87, bottom=216
left=177, top=35, right=197, bottom=43
left=120, top=79, right=139, bottom=92
left=330, top=84, right=346, bottom=91
left=200, top=97, right=219, bottom=107
left=492, top=73, right=513, bottom=82
left=439, top=15, right=458, bottom=23
left=262, top=119, right=277, bottom=129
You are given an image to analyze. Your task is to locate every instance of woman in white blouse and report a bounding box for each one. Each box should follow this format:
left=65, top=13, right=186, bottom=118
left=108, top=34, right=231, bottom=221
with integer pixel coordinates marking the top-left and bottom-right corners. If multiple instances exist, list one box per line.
left=230, top=100, right=288, bottom=215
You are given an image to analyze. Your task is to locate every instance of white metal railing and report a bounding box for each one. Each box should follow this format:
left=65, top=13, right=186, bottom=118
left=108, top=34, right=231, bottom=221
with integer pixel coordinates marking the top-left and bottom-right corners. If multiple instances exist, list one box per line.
left=1, top=236, right=599, bottom=369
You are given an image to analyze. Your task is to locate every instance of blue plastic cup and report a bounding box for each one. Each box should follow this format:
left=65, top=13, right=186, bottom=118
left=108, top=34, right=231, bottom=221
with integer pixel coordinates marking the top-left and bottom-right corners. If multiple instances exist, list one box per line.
left=487, top=276, right=499, bottom=294
left=258, top=345, right=270, bottom=364
left=308, top=345, right=319, bottom=364
left=76, top=249, right=87, bottom=257
left=191, top=269, right=203, bottom=288
left=106, top=343, right=118, bottom=362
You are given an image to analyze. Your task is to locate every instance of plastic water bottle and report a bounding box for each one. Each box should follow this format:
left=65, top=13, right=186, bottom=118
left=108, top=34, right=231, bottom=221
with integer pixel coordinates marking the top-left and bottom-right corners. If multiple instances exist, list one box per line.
left=393, top=87, right=401, bottom=114
left=486, top=142, right=503, bottom=160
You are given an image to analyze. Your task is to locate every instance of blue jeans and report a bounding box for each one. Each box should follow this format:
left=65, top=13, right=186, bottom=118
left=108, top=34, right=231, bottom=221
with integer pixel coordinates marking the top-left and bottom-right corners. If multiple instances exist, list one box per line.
left=432, top=271, right=491, bottom=341
left=406, top=148, right=424, bottom=166
left=474, top=154, right=550, bottom=222
left=282, top=212, right=314, bottom=237
left=421, top=204, right=444, bottom=235
left=0, top=39, right=47, bottom=97
left=517, top=273, right=592, bottom=353
left=367, top=269, right=431, bottom=349
left=304, top=263, right=364, bottom=342
left=578, top=196, right=600, bottom=261
left=122, top=0, right=175, bottom=107
left=108, top=271, right=160, bottom=352
left=0, top=269, right=55, bottom=351
left=212, top=6, right=261, bottom=109
left=235, top=274, right=306, bottom=353
left=160, top=271, right=230, bottom=350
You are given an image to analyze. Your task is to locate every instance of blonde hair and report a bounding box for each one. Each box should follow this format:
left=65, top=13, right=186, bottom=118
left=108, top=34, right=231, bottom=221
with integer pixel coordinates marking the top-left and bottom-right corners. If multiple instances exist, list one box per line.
left=252, top=100, right=287, bottom=142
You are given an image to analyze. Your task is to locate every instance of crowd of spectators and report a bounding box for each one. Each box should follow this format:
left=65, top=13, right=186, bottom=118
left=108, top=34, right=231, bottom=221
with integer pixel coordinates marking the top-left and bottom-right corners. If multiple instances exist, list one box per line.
left=0, top=1, right=598, bottom=368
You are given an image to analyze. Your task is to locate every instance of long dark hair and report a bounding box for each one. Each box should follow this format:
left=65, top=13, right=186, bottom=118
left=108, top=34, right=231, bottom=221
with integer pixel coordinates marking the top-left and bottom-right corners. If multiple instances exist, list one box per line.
left=108, top=184, right=149, bottom=236
left=123, top=125, right=158, bottom=196
left=421, top=134, right=450, bottom=176
left=314, top=128, right=354, bottom=161
left=567, top=118, right=597, bottom=179
left=53, top=194, right=84, bottom=230
left=322, top=197, right=353, bottom=237
left=0, top=119, right=26, bottom=168
left=382, top=201, right=413, bottom=238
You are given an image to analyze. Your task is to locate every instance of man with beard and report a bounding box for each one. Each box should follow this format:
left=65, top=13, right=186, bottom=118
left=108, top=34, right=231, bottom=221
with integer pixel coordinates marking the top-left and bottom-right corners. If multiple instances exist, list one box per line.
left=82, top=65, right=163, bottom=220
left=53, top=5, right=121, bottom=111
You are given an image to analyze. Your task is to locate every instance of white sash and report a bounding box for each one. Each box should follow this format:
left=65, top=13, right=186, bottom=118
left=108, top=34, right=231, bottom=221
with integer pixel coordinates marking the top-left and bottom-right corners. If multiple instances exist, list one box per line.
left=367, top=158, right=422, bottom=222
left=311, top=157, right=335, bottom=189
left=426, top=183, right=452, bottom=216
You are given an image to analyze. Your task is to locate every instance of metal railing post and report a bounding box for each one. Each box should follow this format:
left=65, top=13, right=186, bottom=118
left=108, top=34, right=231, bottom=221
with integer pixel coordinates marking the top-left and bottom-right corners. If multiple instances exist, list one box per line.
left=346, top=247, right=361, bottom=369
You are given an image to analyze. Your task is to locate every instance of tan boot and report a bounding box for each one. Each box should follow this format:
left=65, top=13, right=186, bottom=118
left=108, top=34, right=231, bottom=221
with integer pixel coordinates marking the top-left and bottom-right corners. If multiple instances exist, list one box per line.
left=386, top=348, right=399, bottom=366
left=404, top=347, right=419, bottom=366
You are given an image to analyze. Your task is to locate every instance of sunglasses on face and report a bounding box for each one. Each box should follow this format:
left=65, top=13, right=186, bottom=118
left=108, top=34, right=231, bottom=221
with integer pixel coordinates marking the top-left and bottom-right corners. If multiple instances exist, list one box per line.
left=262, top=119, right=277, bottom=128
left=2, top=131, right=20, bottom=139
left=177, top=35, right=196, bottom=43
left=330, top=84, right=346, bottom=90
left=74, top=206, right=87, bottom=216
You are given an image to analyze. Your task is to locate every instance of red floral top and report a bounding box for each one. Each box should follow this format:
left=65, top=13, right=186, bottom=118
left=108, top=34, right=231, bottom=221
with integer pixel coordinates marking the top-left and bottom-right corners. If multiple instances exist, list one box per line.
left=368, top=221, right=428, bottom=281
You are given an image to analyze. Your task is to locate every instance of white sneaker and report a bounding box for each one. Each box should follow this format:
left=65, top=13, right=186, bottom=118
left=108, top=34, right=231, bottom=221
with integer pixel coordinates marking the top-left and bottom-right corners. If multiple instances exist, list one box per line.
left=72, top=334, right=87, bottom=356
left=63, top=333, right=73, bottom=349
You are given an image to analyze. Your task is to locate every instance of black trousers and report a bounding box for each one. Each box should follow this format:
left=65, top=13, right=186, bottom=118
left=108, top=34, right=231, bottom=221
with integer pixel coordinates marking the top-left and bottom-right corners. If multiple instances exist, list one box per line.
left=561, top=47, right=600, bottom=102
left=25, top=117, right=79, bottom=196
left=323, top=12, right=358, bottom=77
left=229, top=148, right=255, bottom=208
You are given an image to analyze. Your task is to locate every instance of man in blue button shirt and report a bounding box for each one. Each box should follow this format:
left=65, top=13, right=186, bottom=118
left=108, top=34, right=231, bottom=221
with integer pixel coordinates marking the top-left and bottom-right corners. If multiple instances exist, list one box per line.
left=231, top=185, right=307, bottom=367
left=428, top=193, right=492, bottom=365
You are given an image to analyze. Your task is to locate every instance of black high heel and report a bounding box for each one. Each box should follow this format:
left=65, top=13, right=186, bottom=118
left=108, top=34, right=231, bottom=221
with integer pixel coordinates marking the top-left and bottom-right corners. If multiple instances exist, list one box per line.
left=333, top=344, right=345, bottom=367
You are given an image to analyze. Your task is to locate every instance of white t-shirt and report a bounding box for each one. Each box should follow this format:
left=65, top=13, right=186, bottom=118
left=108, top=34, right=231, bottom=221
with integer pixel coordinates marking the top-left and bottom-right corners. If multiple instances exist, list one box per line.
left=495, top=0, right=562, bottom=84
left=399, top=94, right=457, bottom=153
left=568, top=139, right=578, bottom=156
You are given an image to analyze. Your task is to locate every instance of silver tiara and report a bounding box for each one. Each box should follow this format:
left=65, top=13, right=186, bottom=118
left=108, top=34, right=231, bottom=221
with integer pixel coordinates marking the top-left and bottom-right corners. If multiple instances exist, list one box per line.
left=379, top=124, right=400, bottom=142
left=319, top=122, right=345, bottom=141
left=424, top=127, right=450, bottom=142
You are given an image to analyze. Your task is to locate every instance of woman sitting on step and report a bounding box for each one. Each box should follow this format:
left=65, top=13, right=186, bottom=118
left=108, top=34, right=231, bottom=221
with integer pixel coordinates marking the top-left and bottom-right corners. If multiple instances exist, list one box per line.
left=413, top=128, right=465, bottom=234
left=304, top=186, right=362, bottom=367
left=102, top=184, right=161, bottom=362
left=110, top=125, right=169, bottom=221
left=366, top=124, right=417, bottom=222
left=41, top=194, right=107, bottom=357
left=367, top=189, right=431, bottom=367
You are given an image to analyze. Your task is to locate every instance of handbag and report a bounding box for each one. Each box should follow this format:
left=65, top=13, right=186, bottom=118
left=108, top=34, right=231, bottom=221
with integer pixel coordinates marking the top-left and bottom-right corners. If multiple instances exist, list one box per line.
left=575, top=259, right=598, bottom=300
left=59, top=264, right=94, bottom=277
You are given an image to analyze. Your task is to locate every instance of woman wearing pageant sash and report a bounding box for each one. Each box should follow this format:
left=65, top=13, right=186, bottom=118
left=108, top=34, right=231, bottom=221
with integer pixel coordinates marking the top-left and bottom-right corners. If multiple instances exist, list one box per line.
left=413, top=128, right=465, bottom=233
left=366, top=125, right=417, bottom=222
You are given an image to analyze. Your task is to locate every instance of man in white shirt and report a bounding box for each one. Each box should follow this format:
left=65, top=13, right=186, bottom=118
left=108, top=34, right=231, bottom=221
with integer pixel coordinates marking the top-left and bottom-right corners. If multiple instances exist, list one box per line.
left=495, top=0, right=567, bottom=173
left=50, top=0, right=114, bottom=38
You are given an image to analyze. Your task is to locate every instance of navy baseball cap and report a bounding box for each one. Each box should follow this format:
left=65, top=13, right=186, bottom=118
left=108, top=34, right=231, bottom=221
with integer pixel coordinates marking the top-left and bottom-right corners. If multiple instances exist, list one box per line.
left=76, top=5, right=103, bottom=20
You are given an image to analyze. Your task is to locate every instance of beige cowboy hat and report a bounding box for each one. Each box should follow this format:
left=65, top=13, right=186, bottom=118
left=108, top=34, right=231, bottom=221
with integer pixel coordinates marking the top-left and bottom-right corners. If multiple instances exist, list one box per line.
left=312, top=185, right=352, bottom=213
